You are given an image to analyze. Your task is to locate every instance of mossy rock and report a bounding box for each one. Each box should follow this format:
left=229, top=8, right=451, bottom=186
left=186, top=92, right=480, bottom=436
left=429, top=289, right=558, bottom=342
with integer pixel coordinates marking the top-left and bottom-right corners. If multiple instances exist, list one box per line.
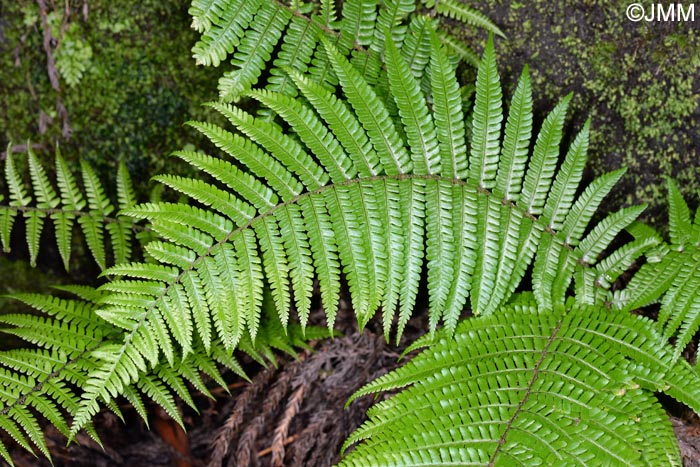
left=0, top=0, right=220, bottom=195
left=455, top=0, right=699, bottom=226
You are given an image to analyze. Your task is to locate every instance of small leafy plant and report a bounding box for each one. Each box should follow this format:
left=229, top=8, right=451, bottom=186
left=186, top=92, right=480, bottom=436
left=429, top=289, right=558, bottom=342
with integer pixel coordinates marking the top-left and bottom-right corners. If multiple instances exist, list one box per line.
left=1, top=1, right=699, bottom=466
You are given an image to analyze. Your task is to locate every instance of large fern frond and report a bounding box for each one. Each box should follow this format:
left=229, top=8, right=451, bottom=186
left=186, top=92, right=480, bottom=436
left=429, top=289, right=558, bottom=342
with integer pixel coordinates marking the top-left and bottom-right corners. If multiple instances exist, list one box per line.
left=188, top=0, right=502, bottom=102
left=0, top=286, right=325, bottom=465
left=67, top=30, right=647, bottom=440
left=0, top=146, right=141, bottom=270
left=339, top=299, right=700, bottom=466
left=612, top=178, right=700, bottom=360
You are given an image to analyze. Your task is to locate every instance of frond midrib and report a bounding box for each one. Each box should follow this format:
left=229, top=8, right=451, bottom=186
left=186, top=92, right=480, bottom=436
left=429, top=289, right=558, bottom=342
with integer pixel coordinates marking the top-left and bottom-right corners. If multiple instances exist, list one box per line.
left=1, top=204, right=144, bottom=230
left=487, top=318, right=563, bottom=466
left=112, top=172, right=585, bottom=374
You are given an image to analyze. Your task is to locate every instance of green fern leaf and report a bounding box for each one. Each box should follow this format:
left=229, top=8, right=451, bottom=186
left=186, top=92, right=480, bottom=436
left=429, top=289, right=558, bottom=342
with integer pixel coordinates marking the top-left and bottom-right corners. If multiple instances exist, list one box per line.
left=341, top=302, right=700, bottom=466
left=0, top=203, right=15, bottom=254
left=436, top=29, right=480, bottom=67
left=385, top=31, right=439, bottom=175
left=4, top=150, right=31, bottom=207
left=495, top=66, right=533, bottom=201
left=339, top=0, right=377, bottom=49
left=57, top=32, right=647, bottom=447
left=191, top=0, right=261, bottom=67
left=469, top=34, right=502, bottom=188
left=188, top=0, right=220, bottom=33
left=322, top=37, right=411, bottom=175
left=667, top=177, right=693, bottom=247
left=422, top=0, right=505, bottom=38
left=519, top=93, right=571, bottom=216
left=297, top=196, right=341, bottom=331
left=27, top=147, right=59, bottom=210
left=372, top=0, right=415, bottom=53
left=248, top=89, right=355, bottom=183
left=217, top=3, right=291, bottom=102
left=266, top=16, right=319, bottom=97
left=286, top=69, right=380, bottom=177
left=430, top=30, right=467, bottom=179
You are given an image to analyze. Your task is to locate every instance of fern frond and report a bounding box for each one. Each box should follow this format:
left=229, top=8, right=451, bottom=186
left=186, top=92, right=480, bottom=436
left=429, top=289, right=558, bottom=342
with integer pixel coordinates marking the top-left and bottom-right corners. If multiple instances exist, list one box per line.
left=494, top=65, right=534, bottom=201
left=340, top=301, right=700, bottom=466
left=469, top=34, right=502, bottom=189
left=421, top=0, right=505, bottom=38
left=613, top=182, right=700, bottom=359
left=385, top=31, right=439, bottom=175
left=49, top=31, right=646, bottom=447
left=267, top=16, right=320, bottom=97
left=286, top=69, right=380, bottom=177
left=92, top=32, right=637, bottom=380
left=430, top=31, right=467, bottom=180
left=188, top=0, right=499, bottom=102
left=188, top=0, right=221, bottom=33
left=0, top=147, right=142, bottom=270
left=519, top=93, right=572, bottom=216
left=338, top=0, right=377, bottom=48
left=371, top=0, right=415, bottom=53
left=247, top=89, right=355, bottom=183
left=191, top=0, right=261, bottom=67
left=322, top=38, right=411, bottom=176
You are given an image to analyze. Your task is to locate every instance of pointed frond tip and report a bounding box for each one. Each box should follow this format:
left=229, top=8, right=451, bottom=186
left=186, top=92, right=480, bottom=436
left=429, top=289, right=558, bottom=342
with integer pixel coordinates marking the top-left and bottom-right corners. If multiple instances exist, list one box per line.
left=614, top=183, right=700, bottom=362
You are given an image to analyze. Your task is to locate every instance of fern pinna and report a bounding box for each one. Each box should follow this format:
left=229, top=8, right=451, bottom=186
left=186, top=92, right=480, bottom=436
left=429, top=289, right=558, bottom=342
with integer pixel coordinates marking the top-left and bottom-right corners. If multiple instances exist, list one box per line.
left=188, top=0, right=504, bottom=101
left=0, top=146, right=140, bottom=271
left=0, top=21, right=689, bottom=466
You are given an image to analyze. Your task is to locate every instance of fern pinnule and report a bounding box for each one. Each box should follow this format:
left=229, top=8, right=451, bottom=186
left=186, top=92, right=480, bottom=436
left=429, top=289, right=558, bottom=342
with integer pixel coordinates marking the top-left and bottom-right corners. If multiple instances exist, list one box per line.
left=421, top=0, right=505, bottom=39
left=190, top=0, right=261, bottom=67
left=469, top=34, right=502, bottom=189
left=207, top=101, right=329, bottom=189
left=246, top=89, right=356, bottom=183
left=267, top=17, right=320, bottom=98
left=322, top=37, right=412, bottom=176
left=430, top=30, right=467, bottom=179
left=372, top=0, right=415, bottom=53
left=217, top=3, right=292, bottom=102
left=385, top=31, right=439, bottom=175
left=285, top=68, right=380, bottom=177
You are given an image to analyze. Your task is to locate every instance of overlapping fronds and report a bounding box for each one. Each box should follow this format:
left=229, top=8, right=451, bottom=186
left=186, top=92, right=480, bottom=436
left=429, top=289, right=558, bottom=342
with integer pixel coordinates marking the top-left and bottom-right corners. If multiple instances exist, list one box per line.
left=0, top=286, right=325, bottom=465
left=612, top=178, right=700, bottom=360
left=188, top=0, right=504, bottom=102
left=0, top=146, right=140, bottom=270
left=339, top=299, right=700, bottom=466
left=61, top=31, right=648, bottom=443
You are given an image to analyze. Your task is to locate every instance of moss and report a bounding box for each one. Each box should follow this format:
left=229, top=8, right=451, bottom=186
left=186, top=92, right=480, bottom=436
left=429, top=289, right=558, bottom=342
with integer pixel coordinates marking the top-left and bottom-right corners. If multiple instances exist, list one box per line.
left=0, top=0, right=220, bottom=195
left=456, top=0, right=700, bottom=225
left=0, top=0, right=222, bottom=296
